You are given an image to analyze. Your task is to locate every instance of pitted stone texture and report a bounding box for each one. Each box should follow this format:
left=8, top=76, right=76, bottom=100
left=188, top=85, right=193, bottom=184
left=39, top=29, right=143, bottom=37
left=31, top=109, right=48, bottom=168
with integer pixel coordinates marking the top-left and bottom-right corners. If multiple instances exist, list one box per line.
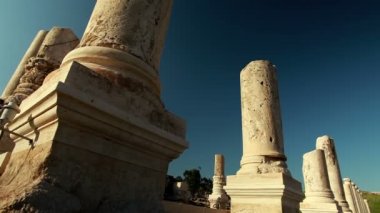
left=226, top=60, right=303, bottom=213
left=301, top=150, right=339, bottom=213
left=1, top=30, right=48, bottom=99
left=238, top=60, right=288, bottom=175
left=80, top=0, right=172, bottom=72
left=6, top=27, right=78, bottom=105
left=316, top=135, right=352, bottom=212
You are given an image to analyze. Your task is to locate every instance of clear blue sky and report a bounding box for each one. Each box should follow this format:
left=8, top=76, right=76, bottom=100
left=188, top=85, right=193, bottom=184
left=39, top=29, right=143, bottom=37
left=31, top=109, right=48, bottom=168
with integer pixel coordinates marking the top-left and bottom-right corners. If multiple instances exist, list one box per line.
left=1, top=0, right=379, bottom=192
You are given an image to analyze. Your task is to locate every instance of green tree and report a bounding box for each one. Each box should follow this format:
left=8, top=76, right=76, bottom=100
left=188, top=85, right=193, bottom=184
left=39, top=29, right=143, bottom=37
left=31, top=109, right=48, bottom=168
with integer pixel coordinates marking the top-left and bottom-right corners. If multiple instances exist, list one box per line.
left=199, top=177, right=213, bottom=195
left=183, top=169, right=201, bottom=196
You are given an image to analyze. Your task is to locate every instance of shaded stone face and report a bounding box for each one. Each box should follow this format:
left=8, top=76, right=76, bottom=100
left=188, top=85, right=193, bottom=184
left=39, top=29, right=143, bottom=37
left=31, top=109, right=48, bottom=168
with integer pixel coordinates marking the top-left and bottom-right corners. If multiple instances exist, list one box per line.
left=80, top=0, right=172, bottom=72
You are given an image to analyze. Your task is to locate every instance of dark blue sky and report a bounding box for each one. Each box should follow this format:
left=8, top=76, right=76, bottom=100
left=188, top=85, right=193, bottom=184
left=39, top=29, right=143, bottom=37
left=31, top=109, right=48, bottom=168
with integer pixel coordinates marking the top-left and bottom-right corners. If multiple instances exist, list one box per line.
left=1, top=0, right=379, bottom=191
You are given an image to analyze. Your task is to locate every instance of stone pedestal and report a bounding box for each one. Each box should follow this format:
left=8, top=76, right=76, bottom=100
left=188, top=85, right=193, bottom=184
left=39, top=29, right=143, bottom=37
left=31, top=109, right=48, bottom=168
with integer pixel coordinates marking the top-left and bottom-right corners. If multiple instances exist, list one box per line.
left=208, top=154, right=228, bottom=209
left=300, top=150, right=340, bottom=213
left=1, top=27, right=78, bottom=175
left=225, top=60, right=303, bottom=213
left=0, top=0, right=187, bottom=212
left=316, top=136, right=352, bottom=212
left=343, top=178, right=359, bottom=213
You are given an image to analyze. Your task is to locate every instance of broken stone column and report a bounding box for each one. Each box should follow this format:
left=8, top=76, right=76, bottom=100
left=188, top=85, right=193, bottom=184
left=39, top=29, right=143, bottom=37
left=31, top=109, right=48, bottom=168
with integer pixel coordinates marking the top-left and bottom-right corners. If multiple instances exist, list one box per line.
left=355, top=187, right=367, bottom=213
left=300, top=149, right=340, bottom=213
left=343, top=178, right=359, bottom=213
left=208, top=154, right=228, bottom=209
left=1, top=30, right=48, bottom=99
left=316, top=136, right=352, bottom=212
left=6, top=27, right=79, bottom=105
left=0, top=0, right=187, bottom=212
left=225, top=60, right=303, bottom=212
left=0, top=27, right=78, bottom=171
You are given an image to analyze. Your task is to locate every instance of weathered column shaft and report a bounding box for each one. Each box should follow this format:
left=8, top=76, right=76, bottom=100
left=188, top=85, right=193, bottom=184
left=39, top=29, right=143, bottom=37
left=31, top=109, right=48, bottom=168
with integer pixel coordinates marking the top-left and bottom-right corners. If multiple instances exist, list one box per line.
left=316, top=135, right=352, bottom=212
left=209, top=154, right=228, bottom=209
left=214, top=154, right=224, bottom=176
left=300, top=149, right=339, bottom=213
left=80, top=0, right=171, bottom=72
left=1, top=30, right=48, bottom=99
left=212, top=154, right=225, bottom=195
left=238, top=60, right=287, bottom=174
left=6, top=28, right=79, bottom=105
left=62, top=0, right=173, bottom=97
left=303, top=150, right=335, bottom=202
left=343, top=178, right=358, bottom=213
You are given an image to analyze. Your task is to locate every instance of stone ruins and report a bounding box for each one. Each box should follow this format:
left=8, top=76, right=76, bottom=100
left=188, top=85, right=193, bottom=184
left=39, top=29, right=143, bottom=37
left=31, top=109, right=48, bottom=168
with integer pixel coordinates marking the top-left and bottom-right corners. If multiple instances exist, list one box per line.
left=0, top=0, right=372, bottom=213
left=0, top=0, right=187, bottom=212
left=225, top=60, right=303, bottom=212
left=316, top=136, right=351, bottom=212
left=300, top=136, right=370, bottom=213
left=208, top=154, right=229, bottom=209
left=300, top=149, right=340, bottom=212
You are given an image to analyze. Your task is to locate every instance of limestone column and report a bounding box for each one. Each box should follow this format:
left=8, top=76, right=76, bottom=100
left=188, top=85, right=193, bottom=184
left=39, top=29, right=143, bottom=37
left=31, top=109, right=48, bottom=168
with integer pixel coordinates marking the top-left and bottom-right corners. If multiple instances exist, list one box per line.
left=364, top=199, right=371, bottom=213
left=62, top=0, right=173, bottom=99
left=225, top=60, right=303, bottom=213
left=1, top=30, right=48, bottom=99
left=6, top=28, right=79, bottom=106
left=60, top=0, right=181, bottom=133
left=237, top=60, right=288, bottom=175
left=343, top=178, right=359, bottom=213
left=208, top=154, right=228, bottom=209
left=0, top=0, right=187, bottom=212
left=316, top=136, right=352, bottom=212
left=300, top=149, right=339, bottom=213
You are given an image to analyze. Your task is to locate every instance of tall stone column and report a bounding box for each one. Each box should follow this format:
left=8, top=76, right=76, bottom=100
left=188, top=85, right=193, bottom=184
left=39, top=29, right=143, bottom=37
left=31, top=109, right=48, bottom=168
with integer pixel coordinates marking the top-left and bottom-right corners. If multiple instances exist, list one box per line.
left=237, top=60, right=287, bottom=175
left=343, top=178, right=359, bottom=213
left=1, top=0, right=187, bottom=212
left=61, top=0, right=173, bottom=98
left=1, top=30, right=48, bottom=99
left=208, top=154, right=228, bottom=209
left=225, top=60, right=303, bottom=213
left=300, top=149, right=340, bottom=213
left=316, top=136, right=352, bottom=212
